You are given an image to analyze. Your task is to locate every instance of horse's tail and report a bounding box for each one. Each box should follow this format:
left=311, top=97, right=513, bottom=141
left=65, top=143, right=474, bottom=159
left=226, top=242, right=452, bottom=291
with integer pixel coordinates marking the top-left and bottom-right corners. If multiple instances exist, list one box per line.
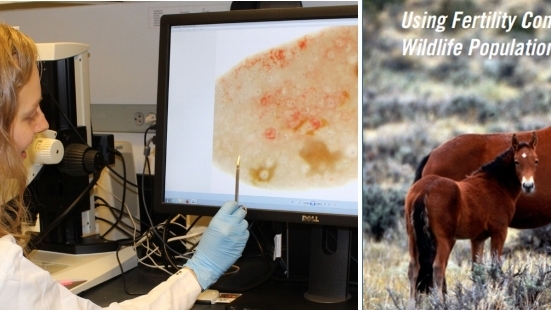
left=411, top=195, right=436, bottom=294
left=413, top=153, right=431, bottom=184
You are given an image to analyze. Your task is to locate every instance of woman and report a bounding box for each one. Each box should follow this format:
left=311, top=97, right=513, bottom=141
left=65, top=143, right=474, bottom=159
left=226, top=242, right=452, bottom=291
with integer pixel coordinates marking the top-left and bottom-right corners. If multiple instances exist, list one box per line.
left=0, top=24, right=249, bottom=309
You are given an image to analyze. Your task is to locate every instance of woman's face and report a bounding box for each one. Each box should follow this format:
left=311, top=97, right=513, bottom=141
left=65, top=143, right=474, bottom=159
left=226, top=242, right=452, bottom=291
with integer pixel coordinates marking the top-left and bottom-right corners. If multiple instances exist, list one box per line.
left=12, top=65, right=49, bottom=159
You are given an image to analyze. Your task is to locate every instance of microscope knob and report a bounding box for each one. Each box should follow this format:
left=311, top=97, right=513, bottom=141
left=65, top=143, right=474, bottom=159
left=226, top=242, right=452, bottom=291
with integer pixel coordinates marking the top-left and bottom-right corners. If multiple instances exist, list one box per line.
left=30, top=137, right=64, bottom=165
left=62, top=143, right=104, bottom=176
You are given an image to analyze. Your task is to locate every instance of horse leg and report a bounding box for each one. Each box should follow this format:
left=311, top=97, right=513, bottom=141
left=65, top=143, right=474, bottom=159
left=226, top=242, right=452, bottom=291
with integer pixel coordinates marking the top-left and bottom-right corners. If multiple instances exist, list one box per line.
left=432, top=238, right=455, bottom=301
left=490, top=229, right=508, bottom=266
left=407, top=257, right=419, bottom=310
left=406, top=200, right=421, bottom=310
left=471, top=238, right=486, bottom=265
left=407, top=222, right=420, bottom=310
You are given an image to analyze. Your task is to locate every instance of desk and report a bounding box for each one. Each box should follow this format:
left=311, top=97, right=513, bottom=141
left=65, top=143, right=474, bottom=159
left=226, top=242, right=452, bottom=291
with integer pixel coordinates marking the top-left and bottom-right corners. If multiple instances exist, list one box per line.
left=79, top=259, right=358, bottom=310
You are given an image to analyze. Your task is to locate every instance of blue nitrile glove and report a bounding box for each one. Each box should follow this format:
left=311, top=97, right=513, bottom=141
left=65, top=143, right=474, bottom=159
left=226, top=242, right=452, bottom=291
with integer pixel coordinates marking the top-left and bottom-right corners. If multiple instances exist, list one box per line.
left=184, top=200, right=249, bottom=289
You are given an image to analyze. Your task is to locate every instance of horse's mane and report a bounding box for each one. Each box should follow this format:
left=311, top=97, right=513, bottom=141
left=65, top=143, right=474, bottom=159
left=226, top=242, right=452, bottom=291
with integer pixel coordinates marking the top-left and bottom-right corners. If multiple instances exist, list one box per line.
left=472, top=141, right=532, bottom=177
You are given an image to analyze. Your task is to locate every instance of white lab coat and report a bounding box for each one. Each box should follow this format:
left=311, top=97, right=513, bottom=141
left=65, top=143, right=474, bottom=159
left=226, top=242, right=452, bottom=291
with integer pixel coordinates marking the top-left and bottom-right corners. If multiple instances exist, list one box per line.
left=0, top=235, right=202, bottom=309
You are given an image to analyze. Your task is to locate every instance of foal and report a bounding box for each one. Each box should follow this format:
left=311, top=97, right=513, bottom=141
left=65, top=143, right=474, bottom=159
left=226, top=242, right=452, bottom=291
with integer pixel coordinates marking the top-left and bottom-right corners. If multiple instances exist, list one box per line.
left=405, top=132, right=538, bottom=309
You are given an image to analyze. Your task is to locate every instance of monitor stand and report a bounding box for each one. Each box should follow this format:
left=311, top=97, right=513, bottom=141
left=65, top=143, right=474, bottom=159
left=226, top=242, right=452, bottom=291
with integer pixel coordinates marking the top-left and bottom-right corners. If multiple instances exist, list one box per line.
left=304, top=225, right=352, bottom=303
left=28, top=246, right=138, bottom=294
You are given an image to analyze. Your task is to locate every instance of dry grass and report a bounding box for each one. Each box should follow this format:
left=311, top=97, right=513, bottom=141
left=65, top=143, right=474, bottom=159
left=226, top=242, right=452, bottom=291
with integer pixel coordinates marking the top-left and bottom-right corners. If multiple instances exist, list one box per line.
left=363, top=222, right=551, bottom=310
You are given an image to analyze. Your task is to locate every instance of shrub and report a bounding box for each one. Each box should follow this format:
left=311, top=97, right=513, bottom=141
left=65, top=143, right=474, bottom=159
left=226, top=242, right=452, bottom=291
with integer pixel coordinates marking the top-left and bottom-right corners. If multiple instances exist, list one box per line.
left=363, top=184, right=407, bottom=241
left=518, top=224, right=551, bottom=251
left=428, top=258, right=551, bottom=309
left=388, top=256, right=551, bottom=310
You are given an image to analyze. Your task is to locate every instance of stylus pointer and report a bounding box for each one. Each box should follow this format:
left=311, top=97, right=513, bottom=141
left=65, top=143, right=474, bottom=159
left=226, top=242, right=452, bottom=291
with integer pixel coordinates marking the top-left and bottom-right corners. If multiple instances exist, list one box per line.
left=235, top=155, right=240, bottom=203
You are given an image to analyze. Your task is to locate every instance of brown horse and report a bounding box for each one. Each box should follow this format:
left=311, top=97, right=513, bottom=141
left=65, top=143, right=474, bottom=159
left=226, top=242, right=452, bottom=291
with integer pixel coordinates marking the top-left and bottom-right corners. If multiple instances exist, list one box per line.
left=417, top=126, right=551, bottom=229
left=406, top=133, right=538, bottom=309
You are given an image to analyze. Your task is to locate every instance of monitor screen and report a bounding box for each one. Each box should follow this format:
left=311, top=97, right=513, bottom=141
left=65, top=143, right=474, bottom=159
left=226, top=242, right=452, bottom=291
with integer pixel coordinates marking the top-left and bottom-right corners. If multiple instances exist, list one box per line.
left=154, top=5, right=359, bottom=227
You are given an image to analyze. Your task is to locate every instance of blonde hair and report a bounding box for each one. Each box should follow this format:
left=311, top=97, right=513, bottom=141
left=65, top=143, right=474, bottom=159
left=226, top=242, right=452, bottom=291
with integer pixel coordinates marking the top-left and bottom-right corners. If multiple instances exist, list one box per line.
left=0, top=24, right=39, bottom=250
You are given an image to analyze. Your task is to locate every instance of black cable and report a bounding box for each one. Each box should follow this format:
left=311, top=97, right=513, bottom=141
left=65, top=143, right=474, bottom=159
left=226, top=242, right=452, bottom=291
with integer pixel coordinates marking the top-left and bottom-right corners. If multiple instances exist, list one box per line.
left=162, top=215, right=203, bottom=253
left=37, top=171, right=102, bottom=243
left=40, top=79, right=88, bottom=145
left=100, top=148, right=127, bottom=238
left=159, top=224, right=188, bottom=257
left=116, top=244, right=146, bottom=296
left=177, top=215, right=202, bottom=251
left=256, top=222, right=284, bottom=257
left=95, top=217, right=133, bottom=238
left=187, top=215, right=202, bottom=232
left=94, top=195, right=109, bottom=205
left=250, top=229, right=271, bottom=273
left=211, top=258, right=281, bottom=293
left=100, top=207, right=139, bottom=236
left=162, top=216, right=181, bottom=271
left=102, top=204, right=137, bottom=235
left=140, top=127, right=183, bottom=257
left=106, top=165, right=138, bottom=188
left=133, top=223, right=178, bottom=271
left=94, top=202, right=147, bottom=231
left=206, top=221, right=281, bottom=293
left=94, top=196, right=138, bottom=237
left=143, top=125, right=155, bottom=145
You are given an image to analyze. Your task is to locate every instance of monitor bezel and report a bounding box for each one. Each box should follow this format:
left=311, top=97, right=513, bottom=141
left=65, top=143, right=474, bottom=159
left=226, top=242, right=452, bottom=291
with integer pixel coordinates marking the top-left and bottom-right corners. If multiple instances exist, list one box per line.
left=154, top=5, right=359, bottom=228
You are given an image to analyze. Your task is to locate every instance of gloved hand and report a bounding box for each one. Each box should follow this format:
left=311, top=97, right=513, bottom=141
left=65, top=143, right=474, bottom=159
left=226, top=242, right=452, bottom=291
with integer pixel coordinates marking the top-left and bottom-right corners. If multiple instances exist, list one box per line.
left=184, top=200, right=249, bottom=289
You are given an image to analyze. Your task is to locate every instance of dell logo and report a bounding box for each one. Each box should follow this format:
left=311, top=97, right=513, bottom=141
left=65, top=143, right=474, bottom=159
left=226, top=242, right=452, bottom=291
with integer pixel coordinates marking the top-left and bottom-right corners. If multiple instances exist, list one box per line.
left=302, top=215, right=320, bottom=223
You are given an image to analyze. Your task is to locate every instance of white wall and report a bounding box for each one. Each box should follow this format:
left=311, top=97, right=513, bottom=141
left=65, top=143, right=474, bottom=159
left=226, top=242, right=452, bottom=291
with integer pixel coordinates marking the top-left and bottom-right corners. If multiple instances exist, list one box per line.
left=0, top=1, right=357, bottom=173
left=1, top=1, right=235, bottom=105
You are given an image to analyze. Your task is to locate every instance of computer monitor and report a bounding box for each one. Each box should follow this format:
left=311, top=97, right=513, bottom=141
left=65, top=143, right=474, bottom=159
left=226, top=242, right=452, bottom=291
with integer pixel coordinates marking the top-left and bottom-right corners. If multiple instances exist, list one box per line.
left=154, top=4, right=358, bottom=303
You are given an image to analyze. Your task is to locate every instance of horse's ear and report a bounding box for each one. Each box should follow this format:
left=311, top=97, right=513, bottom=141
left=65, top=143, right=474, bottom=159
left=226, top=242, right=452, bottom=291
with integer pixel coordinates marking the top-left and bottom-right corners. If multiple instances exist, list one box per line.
left=512, top=133, right=519, bottom=150
left=530, top=132, right=538, bottom=147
